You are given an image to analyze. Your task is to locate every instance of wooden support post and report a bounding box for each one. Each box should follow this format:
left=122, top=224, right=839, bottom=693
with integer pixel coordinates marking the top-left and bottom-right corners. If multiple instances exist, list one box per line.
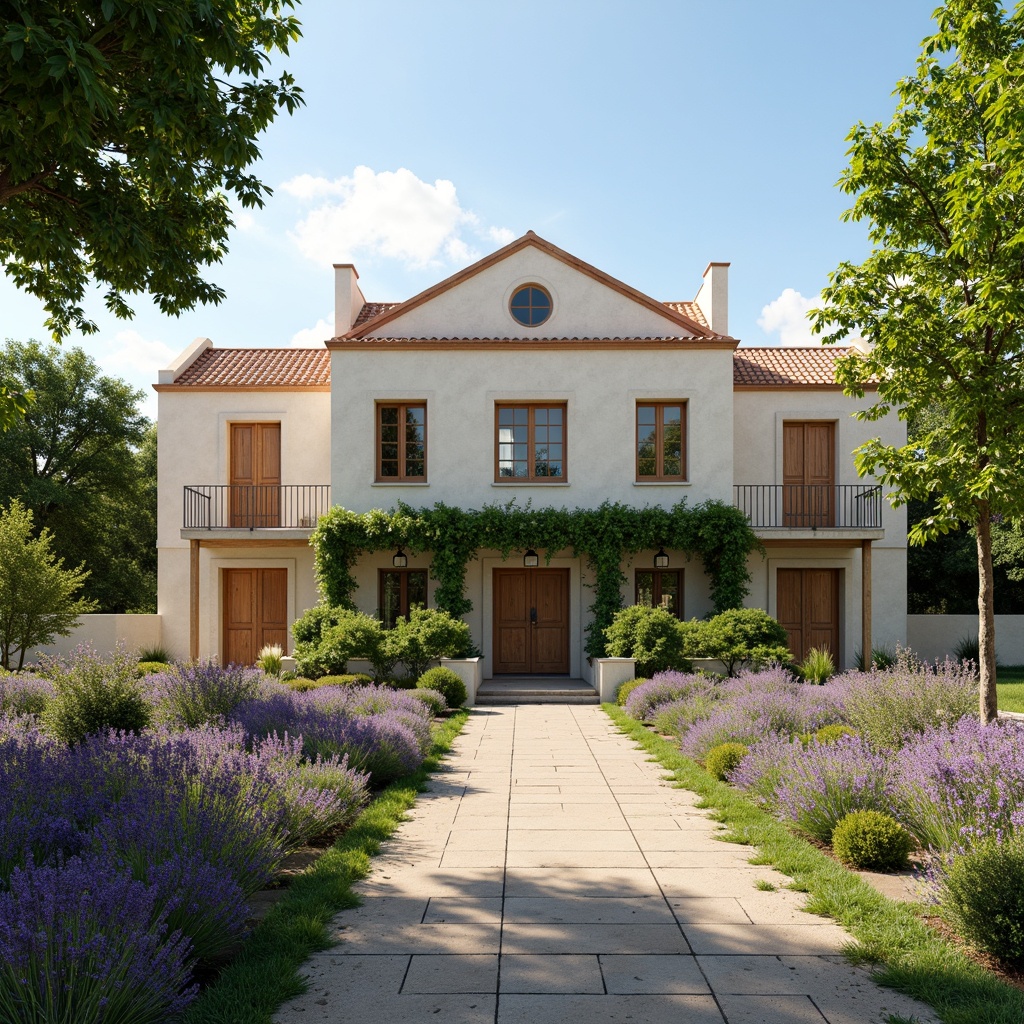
left=861, top=539, right=872, bottom=666
left=190, top=539, right=200, bottom=661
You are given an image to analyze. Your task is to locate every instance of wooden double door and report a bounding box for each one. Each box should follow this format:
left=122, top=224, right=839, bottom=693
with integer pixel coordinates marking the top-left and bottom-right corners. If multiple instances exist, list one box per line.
left=783, top=421, right=835, bottom=527
left=493, top=568, right=569, bottom=674
left=223, top=568, right=287, bottom=666
left=777, top=568, right=839, bottom=664
left=230, top=422, right=281, bottom=527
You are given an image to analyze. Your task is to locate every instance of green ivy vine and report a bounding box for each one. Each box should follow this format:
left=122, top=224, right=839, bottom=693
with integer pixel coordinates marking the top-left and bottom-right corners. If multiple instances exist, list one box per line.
left=311, top=499, right=760, bottom=659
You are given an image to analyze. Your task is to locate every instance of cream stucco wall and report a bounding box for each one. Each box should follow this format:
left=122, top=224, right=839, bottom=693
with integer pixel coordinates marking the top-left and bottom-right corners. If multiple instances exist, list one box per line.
left=330, top=347, right=735, bottom=513
left=156, top=387, right=330, bottom=661
left=367, top=248, right=691, bottom=340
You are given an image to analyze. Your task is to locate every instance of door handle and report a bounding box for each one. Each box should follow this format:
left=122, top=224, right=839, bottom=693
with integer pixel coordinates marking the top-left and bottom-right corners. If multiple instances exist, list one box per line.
left=530, top=607, right=537, bottom=625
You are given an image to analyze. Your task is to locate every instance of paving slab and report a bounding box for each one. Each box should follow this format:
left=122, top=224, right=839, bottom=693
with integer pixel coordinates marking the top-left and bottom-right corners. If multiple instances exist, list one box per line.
left=275, top=705, right=938, bottom=1024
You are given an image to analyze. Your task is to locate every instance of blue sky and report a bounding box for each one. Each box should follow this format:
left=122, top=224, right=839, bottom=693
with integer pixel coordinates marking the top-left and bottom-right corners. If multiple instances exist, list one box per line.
left=2, top=0, right=940, bottom=418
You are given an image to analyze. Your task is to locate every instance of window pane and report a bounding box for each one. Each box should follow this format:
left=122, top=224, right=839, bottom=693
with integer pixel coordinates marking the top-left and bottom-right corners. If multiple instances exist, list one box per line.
left=636, top=571, right=654, bottom=607
left=379, top=407, right=398, bottom=426
left=381, top=442, right=398, bottom=461
left=662, top=406, right=681, bottom=426
left=499, top=408, right=514, bottom=427
left=548, top=407, right=562, bottom=424
left=514, top=408, right=528, bottom=425
left=638, top=456, right=657, bottom=477
left=408, top=571, right=427, bottom=609
left=381, top=572, right=402, bottom=629
left=663, top=456, right=681, bottom=476
left=405, top=460, right=425, bottom=477
left=637, top=405, right=656, bottom=427
left=381, top=423, right=398, bottom=443
left=658, top=571, right=681, bottom=617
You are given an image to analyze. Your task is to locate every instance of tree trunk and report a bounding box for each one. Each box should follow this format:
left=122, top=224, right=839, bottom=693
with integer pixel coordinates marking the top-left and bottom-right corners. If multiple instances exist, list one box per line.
left=976, top=502, right=998, bottom=723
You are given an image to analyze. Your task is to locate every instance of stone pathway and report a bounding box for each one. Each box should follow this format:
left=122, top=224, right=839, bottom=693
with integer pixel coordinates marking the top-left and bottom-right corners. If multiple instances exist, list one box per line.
left=277, top=705, right=937, bottom=1024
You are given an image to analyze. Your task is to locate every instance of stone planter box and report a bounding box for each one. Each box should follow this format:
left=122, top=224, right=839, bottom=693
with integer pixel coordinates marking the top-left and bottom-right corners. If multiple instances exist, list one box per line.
left=593, top=657, right=637, bottom=703
left=440, top=657, right=483, bottom=706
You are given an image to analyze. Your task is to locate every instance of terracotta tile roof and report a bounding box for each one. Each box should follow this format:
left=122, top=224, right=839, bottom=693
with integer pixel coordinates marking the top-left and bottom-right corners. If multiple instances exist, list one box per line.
left=732, top=346, right=852, bottom=387
left=353, top=302, right=400, bottom=326
left=173, top=348, right=331, bottom=387
left=664, top=301, right=708, bottom=328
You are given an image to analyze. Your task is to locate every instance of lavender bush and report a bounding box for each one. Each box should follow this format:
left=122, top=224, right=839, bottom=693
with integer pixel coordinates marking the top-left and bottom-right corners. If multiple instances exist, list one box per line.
left=828, top=655, right=976, bottom=750
left=728, top=732, right=806, bottom=807
left=774, top=733, right=894, bottom=843
left=892, top=717, right=1024, bottom=853
left=148, top=660, right=265, bottom=728
left=0, top=674, right=54, bottom=718
left=623, top=671, right=718, bottom=722
left=0, top=855, right=196, bottom=1024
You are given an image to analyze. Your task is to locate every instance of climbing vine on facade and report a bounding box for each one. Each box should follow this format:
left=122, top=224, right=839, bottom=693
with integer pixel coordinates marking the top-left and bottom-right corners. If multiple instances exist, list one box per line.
left=311, top=500, right=759, bottom=658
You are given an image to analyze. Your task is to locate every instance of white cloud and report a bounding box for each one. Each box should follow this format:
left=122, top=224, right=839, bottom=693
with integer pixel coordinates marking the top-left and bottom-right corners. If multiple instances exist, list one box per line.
left=757, top=288, right=820, bottom=347
left=92, top=328, right=177, bottom=420
left=289, top=315, right=334, bottom=348
left=280, top=166, right=514, bottom=270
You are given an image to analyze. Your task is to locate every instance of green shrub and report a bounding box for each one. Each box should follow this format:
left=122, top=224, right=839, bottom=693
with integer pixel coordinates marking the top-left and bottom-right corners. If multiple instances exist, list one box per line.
left=616, top=678, right=648, bottom=706
left=603, top=605, right=690, bottom=677
left=854, top=644, right=898, bottom=670
left=408, top=687, right=447, bottom=715
left=137, top=645, right=172, bottom=664
left=831, top=810, right=912, bottom=871
left=417, top=666, right=466, bottom=709
left=291, top=603, right=347, bottom=677
left=391, top=608, right=473, bottom=678
left=685, top=608, right=791, bottom=676
left=941, top=834, right=1024, bottom=965
left=135, top=660, right=171, bottom=677
left=704, top=742, right=748, bottom=781
left=813, top=724, right=858, bottom=744
left=314, top=674, right=374, bottom=688
left=41, top=645, right=151, bottom=745
left=798, top=646, right=835, bottom=684
left=284, top=676, right=317, bottom=691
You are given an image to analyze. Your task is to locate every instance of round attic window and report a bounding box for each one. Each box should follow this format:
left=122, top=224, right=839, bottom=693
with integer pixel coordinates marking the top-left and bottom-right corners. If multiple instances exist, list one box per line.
left=509, top=284, right=552, bottom=327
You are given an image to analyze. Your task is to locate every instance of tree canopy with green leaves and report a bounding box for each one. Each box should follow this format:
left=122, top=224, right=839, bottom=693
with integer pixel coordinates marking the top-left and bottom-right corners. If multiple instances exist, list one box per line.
left=0, top=339, right=156, bottom=612
left=0, top=1, right=302, bottom=350
left=812, top=0, right=1024, bottom=721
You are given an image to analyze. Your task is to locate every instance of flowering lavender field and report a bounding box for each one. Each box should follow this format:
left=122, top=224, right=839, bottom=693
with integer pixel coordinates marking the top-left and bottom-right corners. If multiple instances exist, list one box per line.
left=623, top=657, right=1024, bottom=964
left=0, top=649, right=443, bottom=1023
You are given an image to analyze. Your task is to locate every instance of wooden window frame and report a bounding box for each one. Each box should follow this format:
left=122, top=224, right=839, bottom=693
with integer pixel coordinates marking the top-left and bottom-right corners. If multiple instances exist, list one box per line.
left=635, top=569, right=684, bottom=620
left=494, top=402, right=568, bottom=483
left=636, top=401, right=687, bottom=482
left=375, top=401, right=427, bottom=483
left=378, top=568, right=428, bottom=629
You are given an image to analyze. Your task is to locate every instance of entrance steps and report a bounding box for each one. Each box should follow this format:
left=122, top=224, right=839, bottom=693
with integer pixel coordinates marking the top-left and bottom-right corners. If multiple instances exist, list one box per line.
left=475, top=677, right=599, bottom=705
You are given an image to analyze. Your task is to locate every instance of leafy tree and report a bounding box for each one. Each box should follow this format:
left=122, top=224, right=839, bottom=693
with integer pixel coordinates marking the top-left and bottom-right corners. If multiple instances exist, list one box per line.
left=0, top=339, right=155, bottom=611
left=0, top=498, right=95, bottom=669
left=0, top=0, right=303, bottom=420
left=812, top=0, right=1024, bottom=720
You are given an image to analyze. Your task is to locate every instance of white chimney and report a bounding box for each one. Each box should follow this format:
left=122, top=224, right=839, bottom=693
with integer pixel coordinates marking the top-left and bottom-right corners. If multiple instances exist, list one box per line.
left=333, top=264, right=366, bottom=337
left=694, top=261, right=730, bottom=336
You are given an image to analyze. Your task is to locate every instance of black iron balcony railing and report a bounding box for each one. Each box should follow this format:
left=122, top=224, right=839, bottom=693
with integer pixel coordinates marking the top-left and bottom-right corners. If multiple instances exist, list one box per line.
left=183, top=485, right=331, bottom=530
left=733, top=484, right=883, bottom=529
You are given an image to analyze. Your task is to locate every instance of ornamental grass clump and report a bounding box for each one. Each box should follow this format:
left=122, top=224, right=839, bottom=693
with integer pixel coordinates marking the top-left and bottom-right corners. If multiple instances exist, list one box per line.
left=148, top=660, right=264, bottom=729
left=831, top=809, right=912, bottom=871
left=939, top=833, right=1024, bottom=966
left=0, top=855, right=196, bottom=1024
left=40, top=644, right=151, bottom=745
left=774, top=732, right=894, bottom=844
left=829, top=653, right=975, bottom=750
left=623, top=671, right=715, bottom=722
left=891, top=716, right=1024, bottom=853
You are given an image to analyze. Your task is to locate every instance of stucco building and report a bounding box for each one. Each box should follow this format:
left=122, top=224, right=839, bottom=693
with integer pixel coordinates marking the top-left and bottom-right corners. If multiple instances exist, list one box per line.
left=155, top=232, right=906, bottom=681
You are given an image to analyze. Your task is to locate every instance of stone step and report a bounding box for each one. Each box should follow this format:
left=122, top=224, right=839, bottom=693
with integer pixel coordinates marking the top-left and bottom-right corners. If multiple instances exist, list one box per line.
left=474, top=677, right=599, bottom=706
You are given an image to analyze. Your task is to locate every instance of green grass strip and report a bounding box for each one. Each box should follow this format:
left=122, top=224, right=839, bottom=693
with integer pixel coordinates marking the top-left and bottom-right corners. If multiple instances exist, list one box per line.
left=182, top=709, right=470, bottom=1024
left=604, top=704, right=1024, bottom=1024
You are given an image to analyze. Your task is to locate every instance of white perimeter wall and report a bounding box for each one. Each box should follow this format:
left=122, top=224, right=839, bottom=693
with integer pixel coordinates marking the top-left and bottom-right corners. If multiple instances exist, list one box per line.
left=908, top=615, right=1024, bottom=665
left=27, top=614, right=162, bottom=664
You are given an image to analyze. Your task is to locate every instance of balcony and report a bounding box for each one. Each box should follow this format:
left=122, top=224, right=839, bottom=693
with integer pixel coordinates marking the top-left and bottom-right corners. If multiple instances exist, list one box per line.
left=733, top=484, right=883, bottom=533
left=182, top=485, right=331, bottom=531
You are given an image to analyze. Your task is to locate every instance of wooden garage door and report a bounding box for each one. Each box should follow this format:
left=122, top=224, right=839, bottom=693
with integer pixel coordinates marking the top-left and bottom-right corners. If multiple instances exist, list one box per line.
left=493, top=568, right=569, bottom=675
left=230, top=423, right=281, bottom=527
left=223, top=568, right=288, bottom=666
left=783, top=421, right=835, bottom=527
left=777, top=568, right=839, bottom=664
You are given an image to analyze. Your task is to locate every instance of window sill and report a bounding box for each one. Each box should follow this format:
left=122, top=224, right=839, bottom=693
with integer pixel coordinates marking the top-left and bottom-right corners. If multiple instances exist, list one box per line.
left=491, top=481, right=571, bottom=487
left=633, top=481, right=691, bottom=486
left=372, top=481, right=430, bottom=487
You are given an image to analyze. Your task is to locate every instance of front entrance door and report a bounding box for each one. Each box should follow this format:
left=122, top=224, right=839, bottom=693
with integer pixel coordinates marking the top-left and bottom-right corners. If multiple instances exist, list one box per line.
left=223, top=568, right=288, bottom=666
left=230, top=422, right=281, bottom=527
left=493, top=568, right=569, bottom=674
left=777, top=568, right=839, bottom=664
left=783, top=421, right=835, bottom=527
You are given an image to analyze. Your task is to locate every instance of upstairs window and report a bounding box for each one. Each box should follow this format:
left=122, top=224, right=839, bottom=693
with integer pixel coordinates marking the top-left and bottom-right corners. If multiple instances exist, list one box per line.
left=509, top=284, right=552, bottom=327
left=377, top=403, right=426, bottom=481
left=636, top=402, right=686, bottom=481
left=496, top=404, right=566, bottom=482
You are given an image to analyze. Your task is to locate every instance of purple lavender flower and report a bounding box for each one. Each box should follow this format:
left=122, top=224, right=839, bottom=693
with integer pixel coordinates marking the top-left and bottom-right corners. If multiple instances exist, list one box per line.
left=0, top=855, right=196, bottom=1023
left=624, top=672, right=717, bottom=721
left=0, top=674, right=55, bottom=718
left=774, top=733, right=894, bottom=842
left=147, top=660, right=265, bottom=728
left=892, top=716, right=1024, bottom=853
left=728, top=732, right=806, bottom=806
